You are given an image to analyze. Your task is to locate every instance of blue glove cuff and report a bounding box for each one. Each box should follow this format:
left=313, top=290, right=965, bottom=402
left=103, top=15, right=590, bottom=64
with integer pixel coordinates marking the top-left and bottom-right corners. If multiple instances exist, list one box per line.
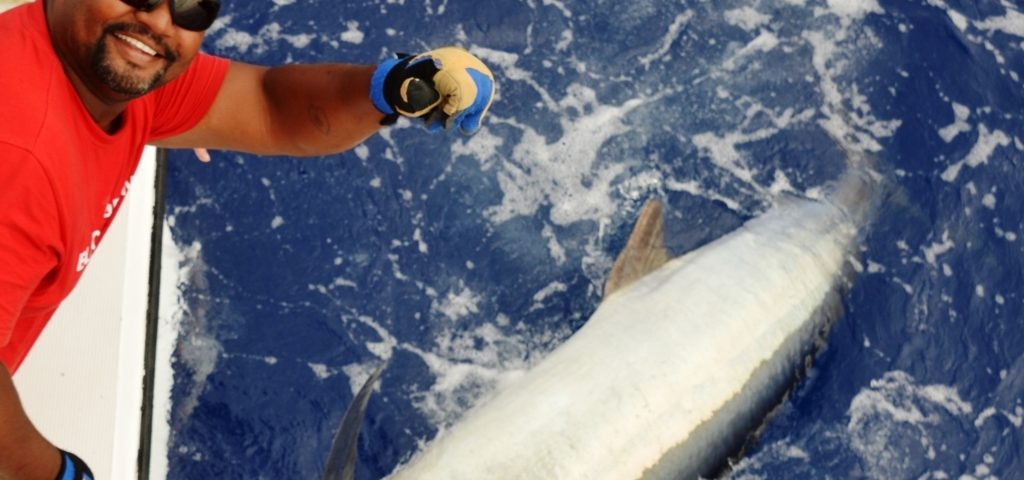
left=370, top=57, right=401, bottom=115
left=456, top=68, right=495, bottom=134
left=56, top=450, right=93, bottom=480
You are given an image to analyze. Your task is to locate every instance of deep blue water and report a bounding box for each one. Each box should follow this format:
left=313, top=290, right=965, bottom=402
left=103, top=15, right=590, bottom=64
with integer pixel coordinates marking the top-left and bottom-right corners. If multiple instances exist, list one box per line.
left=161, top=0, right=1024, bottom=478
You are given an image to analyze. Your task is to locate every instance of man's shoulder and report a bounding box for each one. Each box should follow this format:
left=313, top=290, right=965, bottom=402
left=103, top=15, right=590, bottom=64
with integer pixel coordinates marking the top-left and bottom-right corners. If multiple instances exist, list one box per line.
left=0, top=8, right=54, bottom=151
left=0, top=2, right=45, bottom=60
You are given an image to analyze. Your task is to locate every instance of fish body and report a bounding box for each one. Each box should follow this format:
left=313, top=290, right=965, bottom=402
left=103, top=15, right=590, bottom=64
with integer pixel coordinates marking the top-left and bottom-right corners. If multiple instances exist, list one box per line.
left=385, top=168, right=877, bottom=480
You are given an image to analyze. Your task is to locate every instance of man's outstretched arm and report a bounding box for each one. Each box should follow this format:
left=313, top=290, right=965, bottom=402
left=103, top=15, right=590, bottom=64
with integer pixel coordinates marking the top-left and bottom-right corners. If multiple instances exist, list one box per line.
left=0, top=363, right=60, bottom=480
left=154, top=62, right=382, bottom=157
left=155, top=48, right=494, bottom=157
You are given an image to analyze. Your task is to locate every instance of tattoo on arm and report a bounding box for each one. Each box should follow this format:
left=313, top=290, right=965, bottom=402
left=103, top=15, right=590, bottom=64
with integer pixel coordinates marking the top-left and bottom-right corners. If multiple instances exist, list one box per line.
left=308, top=104, right=331, bottom=136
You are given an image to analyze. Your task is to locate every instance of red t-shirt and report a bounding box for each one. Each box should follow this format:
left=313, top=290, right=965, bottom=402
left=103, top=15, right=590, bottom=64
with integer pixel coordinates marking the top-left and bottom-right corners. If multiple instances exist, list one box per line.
left=0, top=2, right=230, bottom=373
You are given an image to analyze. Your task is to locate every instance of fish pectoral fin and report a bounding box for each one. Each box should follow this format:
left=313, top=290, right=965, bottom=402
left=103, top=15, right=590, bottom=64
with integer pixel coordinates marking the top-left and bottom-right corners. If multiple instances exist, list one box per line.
left=323, top=362, right=388, bottom=480
left=603, top=199, right=670, bottom=298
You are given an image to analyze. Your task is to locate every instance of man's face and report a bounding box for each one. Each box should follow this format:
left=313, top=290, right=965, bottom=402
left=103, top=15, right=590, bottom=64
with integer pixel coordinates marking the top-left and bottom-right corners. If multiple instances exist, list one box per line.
left=47, top=0, right=207, bottom=100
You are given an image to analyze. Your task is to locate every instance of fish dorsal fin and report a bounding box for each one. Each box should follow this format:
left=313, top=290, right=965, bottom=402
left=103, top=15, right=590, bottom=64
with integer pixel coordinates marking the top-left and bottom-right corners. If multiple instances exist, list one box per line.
left=603, top=200, right=670, bottom=298
left=323, top=362, right=387, bottom=480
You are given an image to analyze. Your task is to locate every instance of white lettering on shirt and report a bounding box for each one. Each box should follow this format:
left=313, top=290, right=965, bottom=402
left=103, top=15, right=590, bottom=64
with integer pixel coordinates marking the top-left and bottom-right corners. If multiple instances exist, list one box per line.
left=76, top=180, right=132, bottom=273
left=76, top=248, right=91, bottom=272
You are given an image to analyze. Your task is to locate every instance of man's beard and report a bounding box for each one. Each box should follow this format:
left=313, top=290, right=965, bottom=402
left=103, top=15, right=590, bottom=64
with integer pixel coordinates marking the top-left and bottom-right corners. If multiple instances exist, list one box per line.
left=90, top=23, right=176, bottom=96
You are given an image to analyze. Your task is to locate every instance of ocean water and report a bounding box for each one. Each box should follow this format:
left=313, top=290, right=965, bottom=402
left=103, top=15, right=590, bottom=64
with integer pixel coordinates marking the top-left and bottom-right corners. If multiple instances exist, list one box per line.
left=159, top=0, right=1024, bottom=478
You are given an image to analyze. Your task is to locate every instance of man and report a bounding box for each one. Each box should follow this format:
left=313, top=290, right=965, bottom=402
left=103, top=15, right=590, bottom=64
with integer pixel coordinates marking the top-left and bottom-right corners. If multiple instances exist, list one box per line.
left=0, top=0, right=495, bottom=478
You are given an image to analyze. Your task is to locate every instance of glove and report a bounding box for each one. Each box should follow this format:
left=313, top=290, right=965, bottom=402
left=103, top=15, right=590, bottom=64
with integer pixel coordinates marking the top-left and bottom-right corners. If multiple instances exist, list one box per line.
left=56, top=450, right=94, bottom=480
left=370, top=47, right=495, bottom=134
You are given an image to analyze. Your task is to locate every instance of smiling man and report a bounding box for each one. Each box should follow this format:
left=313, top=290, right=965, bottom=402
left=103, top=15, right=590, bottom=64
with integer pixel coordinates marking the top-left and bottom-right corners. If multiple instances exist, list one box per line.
left=0, top=0, right=495, bottom=478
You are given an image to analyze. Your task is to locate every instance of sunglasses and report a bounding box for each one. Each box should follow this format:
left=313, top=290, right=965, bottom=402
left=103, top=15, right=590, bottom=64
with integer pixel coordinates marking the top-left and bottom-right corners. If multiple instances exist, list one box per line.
left=119, top=0, right=222, bottom=32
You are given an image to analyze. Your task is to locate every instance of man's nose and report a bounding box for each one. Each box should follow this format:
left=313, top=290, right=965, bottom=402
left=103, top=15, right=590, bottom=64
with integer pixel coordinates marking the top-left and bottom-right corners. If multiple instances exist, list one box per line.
left=133, top=0, right=174, bottom=36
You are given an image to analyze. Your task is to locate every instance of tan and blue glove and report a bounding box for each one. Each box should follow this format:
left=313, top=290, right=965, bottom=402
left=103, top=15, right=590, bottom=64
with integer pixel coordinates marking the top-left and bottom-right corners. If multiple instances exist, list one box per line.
left=370, top=47, right=495, bottom=134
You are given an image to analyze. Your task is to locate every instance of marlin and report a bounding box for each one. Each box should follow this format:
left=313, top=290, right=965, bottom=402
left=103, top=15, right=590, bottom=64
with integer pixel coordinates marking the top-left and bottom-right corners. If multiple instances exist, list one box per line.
left=324, top=147, right=881, bottom=480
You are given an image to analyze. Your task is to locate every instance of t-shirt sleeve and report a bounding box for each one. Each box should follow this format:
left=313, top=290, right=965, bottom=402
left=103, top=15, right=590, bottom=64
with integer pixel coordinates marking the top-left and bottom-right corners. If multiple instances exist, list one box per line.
left=148, top=52, right=231, bottom=141
left=0, top=143, right=61, bottom=348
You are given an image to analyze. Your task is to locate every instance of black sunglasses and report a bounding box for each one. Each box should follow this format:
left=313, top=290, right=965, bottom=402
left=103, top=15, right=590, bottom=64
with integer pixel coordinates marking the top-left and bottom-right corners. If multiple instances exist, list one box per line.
left=119, top=0, right=221, bottom=32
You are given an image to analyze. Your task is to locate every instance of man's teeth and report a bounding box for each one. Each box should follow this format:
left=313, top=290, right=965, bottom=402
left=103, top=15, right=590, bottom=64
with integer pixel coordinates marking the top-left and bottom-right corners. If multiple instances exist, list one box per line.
left=114, top=33, right=159, bottom=57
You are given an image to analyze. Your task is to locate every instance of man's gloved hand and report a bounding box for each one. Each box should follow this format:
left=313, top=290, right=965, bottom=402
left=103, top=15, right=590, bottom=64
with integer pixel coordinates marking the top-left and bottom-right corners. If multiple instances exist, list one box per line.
left=370, top=47, right=495, bottom=135
left=56, top=450, right=94, bottom=480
